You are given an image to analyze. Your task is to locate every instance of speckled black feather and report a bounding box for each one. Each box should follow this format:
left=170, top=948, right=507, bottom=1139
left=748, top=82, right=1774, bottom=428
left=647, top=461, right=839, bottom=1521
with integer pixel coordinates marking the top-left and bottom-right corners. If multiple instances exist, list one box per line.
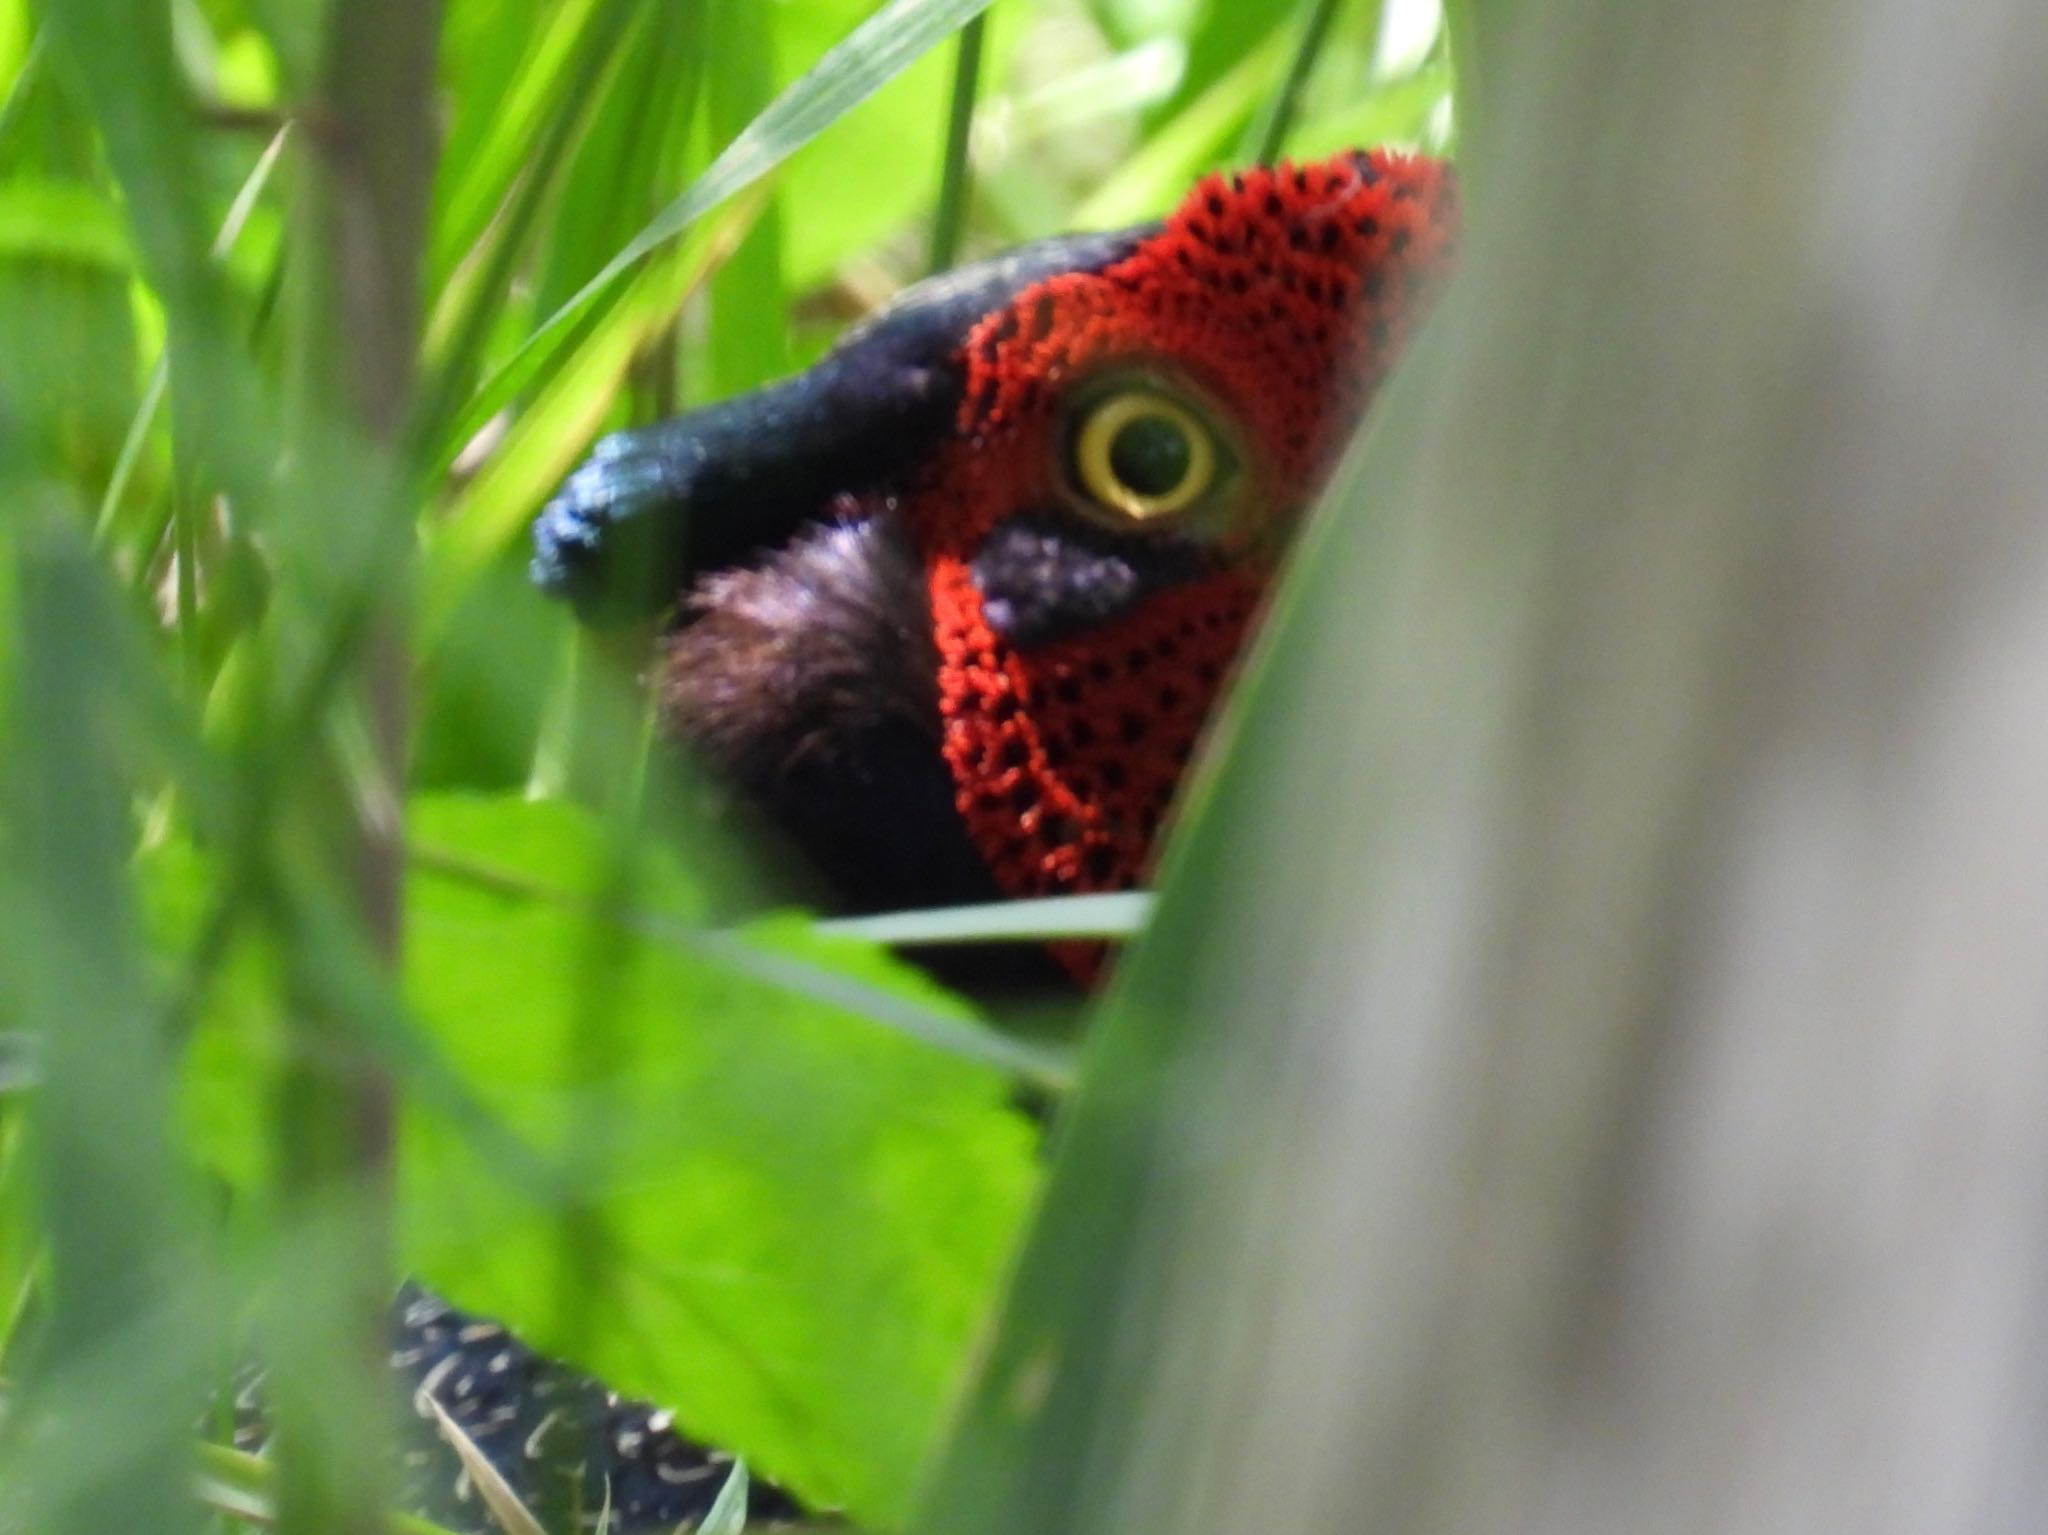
left=233, top=1285, right=809, bottom=1533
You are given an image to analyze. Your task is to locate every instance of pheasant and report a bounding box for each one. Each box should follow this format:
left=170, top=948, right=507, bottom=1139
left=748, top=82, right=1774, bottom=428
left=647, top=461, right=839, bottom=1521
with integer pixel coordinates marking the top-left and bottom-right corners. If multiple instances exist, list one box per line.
left=389, top=147, right=1458, bottom=1530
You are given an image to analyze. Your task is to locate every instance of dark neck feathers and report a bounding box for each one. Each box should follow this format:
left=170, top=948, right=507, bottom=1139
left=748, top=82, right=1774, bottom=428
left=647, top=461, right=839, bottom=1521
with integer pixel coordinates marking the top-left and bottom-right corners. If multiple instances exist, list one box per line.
left=656, top=512, right=1003, bottom=915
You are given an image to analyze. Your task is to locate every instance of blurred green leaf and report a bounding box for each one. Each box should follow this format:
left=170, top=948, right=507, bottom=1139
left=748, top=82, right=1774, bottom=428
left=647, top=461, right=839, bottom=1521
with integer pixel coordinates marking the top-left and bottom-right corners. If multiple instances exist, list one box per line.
left=0, top=256, right=139, bottom=482
left=1070, top=26, right=1286, bottom=228
left=2, top=510, right=205, bottom=1535
left=1155, top=0, right=1291, bottom=127
left=235, top=0, right=318, bottom=91
left=1283, top=57, right=1452, bottom=159
left=0, top=179, right=130, bottom=269
left=0, top=1110, right=38, bottom=1366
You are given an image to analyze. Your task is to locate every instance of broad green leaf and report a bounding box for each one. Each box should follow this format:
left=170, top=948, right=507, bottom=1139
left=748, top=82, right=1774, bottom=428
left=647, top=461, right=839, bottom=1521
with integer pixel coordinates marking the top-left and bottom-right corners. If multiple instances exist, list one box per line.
left=172, top=793, right=1042, bottom=1526
left=0, top=5, right=31, bottom=82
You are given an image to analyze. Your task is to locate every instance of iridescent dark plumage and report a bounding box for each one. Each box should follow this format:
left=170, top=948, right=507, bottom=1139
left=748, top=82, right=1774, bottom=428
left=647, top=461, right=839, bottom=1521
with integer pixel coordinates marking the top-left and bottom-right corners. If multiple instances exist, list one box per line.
left=385, top=1286, right=804, bottom=1531
left=230, top=1287, right=805, bottom=1532
left=377, top=149, right=1460, bottom=1530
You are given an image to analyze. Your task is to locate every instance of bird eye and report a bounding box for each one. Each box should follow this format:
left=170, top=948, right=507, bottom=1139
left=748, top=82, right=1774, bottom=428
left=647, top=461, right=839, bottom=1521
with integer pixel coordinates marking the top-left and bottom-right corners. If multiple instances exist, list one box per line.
left=1071, top=388, right=1223, bottom=523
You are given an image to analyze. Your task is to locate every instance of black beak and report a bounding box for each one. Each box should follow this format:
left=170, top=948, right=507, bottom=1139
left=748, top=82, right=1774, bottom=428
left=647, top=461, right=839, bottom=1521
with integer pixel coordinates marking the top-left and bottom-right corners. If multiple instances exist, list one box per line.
left=531, top=226, right=1156, bottom=626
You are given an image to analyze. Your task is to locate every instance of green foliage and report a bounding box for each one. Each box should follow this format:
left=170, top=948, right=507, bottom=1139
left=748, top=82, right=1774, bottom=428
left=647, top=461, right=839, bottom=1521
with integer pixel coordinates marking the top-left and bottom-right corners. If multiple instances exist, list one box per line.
left=0, top=0, right=1455, bottom=1531
left=161, top=793, right=1039, bottom=1522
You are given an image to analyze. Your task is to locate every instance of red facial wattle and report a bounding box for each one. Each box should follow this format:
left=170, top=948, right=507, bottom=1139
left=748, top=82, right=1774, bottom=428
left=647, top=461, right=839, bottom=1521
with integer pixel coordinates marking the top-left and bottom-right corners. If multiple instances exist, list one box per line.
left=903, top=150, right=1459, bottom=919
left=931, top=562, right=1258, bottom=897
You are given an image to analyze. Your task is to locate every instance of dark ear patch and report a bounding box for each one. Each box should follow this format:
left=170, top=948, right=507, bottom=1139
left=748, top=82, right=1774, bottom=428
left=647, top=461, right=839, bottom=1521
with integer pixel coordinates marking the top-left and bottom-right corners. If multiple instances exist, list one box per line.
left=658, top=514, right=1003, bottom=913
left=971, top=512, right=1211, bottom=649
left=660, top=515, right=939, bottom=781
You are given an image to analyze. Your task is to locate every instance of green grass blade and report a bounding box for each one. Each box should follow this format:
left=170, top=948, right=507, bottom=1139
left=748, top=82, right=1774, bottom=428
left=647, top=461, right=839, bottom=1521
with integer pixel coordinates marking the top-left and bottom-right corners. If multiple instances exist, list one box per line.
left=818, top=893, right=1155, bottom=947
left=91, top=356, right=167, bottom=542
left=193, top=1441, right=462, bottom=1535
left=699, top=1460, right=751, bottom=1535
left=705, top=0, right=791, bottom=400
left=416, top=4, right=639, bottom=455
left=457, top=0, right=1001, bottom=435
left=431, top=0, right=618, bottom=283
left=1149, top=0, right=1286, bottom=127
left=1243, top=0, right=1348, bottom=163
left=37, top=0, right=266, bottom=510
left=925, top=13, right=987, bottom=274
left=1280, top=57, right=1453, bottom=161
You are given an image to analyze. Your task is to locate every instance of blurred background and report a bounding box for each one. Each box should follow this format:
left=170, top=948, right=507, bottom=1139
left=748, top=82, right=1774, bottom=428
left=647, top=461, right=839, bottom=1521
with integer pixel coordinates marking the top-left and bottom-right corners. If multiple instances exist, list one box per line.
left=7, top=0, right=2048, bottom=1533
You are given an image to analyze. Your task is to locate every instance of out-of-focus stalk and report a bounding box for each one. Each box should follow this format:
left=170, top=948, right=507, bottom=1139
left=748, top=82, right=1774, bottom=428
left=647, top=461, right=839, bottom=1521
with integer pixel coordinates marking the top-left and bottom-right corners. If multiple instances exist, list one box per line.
left=916, top=1, right=2048, bottom=1534
left=267, top=4, right=441, bottom=1534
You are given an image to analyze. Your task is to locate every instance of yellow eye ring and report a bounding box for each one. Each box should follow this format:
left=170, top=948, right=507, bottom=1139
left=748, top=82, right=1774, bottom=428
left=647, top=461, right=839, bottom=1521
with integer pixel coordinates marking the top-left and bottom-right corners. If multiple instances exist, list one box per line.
left=1072, top=389, right=1220, bottom=522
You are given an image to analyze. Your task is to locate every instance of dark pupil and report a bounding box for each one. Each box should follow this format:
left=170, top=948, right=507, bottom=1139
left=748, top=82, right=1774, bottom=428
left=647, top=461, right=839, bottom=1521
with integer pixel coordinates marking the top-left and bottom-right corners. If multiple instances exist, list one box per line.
left=1107, top=412, right=1194, bottom=498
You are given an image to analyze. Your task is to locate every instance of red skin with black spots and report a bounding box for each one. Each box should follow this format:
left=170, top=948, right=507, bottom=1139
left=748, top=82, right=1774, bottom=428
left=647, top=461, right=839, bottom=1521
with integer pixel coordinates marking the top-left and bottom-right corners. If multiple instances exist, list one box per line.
left=900, top=150, right=1459, bottom=965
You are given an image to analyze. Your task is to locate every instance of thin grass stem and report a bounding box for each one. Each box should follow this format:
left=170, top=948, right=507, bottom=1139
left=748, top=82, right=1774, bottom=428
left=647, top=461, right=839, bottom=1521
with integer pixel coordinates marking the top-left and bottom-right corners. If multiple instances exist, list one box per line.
left=1245, top=0, right=1348, bottom=164
left=927, top=14, right=987, bottom=274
